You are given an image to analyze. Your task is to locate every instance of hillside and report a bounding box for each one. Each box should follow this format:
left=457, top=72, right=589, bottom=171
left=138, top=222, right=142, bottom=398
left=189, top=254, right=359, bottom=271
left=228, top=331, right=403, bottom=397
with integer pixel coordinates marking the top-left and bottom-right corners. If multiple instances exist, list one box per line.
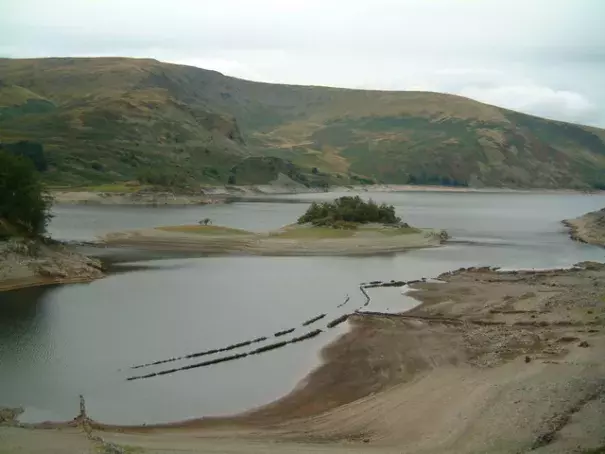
left=1, top=57, right=605, bottom=189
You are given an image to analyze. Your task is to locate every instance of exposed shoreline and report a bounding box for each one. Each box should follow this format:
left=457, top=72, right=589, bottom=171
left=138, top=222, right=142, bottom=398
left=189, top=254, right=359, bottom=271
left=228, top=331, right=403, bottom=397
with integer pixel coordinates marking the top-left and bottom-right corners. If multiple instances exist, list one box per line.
left=4, top=262, right=605, bottom=453
left=52, top=184, right=602, bottom=207
left=0, top=239, right=105, bottom=292
left=100, top=224, right=448, bottom=256
left=563, top=207, right=605, bottom=247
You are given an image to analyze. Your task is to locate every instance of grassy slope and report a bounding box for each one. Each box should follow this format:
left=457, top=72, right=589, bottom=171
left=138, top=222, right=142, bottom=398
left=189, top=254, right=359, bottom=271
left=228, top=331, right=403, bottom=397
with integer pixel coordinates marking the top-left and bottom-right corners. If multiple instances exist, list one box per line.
left=1, top=57, right=605, bottom=188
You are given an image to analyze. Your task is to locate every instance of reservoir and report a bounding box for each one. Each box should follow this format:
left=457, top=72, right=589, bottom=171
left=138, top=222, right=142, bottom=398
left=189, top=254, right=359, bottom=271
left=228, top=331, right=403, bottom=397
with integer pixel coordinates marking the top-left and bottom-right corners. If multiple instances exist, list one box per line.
left=1, top=191, right=604, bottom=424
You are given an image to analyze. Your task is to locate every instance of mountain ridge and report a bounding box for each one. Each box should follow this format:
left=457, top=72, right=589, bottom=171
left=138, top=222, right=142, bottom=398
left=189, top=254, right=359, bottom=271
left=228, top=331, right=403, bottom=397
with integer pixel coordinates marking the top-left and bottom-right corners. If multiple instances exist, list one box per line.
left=1, top=57, right=605, bottom=189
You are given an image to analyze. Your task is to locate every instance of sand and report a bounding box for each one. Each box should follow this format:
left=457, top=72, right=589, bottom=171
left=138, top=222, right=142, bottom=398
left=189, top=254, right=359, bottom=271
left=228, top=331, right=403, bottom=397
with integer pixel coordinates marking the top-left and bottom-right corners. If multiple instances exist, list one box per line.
left=100, top=224, right=447, bottom=256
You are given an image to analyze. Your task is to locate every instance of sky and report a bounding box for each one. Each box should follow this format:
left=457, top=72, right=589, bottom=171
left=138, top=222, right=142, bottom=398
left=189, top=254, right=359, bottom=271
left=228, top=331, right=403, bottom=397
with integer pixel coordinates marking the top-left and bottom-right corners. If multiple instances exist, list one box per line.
left=2, top=0, right=605, bottom=127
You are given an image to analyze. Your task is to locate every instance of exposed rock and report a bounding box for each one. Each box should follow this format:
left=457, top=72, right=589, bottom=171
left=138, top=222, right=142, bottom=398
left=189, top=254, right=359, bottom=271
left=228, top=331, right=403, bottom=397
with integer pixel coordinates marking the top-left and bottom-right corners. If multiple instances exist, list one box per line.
left=564, top=209, right=605, bottom=247
left=0, top=406, right=23, bottom=425
left=0, top=238, right=104, bottom=291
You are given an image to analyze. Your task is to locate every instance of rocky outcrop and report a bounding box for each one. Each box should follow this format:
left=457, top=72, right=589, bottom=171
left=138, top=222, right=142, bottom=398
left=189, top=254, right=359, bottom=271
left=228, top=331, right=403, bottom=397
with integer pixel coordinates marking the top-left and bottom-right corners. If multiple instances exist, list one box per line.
left=0, top=238, right=104, bottom=291
left=563, top=208, right=605, bottom=247
left=0, top=406, right=23, bottom=425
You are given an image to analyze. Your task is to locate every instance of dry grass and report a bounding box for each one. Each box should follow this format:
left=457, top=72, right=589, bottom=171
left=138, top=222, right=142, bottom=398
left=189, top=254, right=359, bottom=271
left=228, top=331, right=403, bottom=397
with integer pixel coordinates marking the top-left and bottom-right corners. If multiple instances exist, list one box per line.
left=271, top=226, right=356, bottom=239
left=3, top=57, right=605, bottom=189
left=52, top=183, right=143, bottom=193
left=156, top=225, right=253, bottom=235
left=0, top=85, right=47, bottom=107
left=372, top=226, right=422, bottom=236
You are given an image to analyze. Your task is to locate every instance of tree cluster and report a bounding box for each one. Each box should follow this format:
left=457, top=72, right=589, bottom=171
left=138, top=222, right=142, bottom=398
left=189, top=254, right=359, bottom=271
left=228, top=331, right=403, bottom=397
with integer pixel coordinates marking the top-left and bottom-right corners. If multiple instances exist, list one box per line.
left=0, top=150, right=52, bottom=238
left=297, top=196, right=401, bottom=228
left=0, top=140, right=48, bottom=172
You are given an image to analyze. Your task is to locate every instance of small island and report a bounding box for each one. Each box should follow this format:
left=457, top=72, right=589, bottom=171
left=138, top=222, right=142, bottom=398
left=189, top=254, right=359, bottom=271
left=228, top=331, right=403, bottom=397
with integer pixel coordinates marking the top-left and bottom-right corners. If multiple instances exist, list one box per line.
left=102, top=196, right=448, bottom=255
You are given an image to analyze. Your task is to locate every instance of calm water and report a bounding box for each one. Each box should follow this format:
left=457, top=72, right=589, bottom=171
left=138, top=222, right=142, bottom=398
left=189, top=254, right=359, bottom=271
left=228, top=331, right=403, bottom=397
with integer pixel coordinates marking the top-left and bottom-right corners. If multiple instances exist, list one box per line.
left=1, top=191, right=605, bottom=424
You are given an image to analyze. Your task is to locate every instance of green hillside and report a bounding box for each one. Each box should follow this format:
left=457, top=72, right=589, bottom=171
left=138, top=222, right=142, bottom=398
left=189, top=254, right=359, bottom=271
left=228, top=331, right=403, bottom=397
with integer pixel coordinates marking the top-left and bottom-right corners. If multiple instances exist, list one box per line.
left=1, top=57, right=605, bottom=189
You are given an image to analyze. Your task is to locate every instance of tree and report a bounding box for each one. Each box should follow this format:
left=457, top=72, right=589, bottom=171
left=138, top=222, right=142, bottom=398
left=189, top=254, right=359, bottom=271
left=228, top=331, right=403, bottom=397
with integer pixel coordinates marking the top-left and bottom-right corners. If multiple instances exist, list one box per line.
left=297, top=196, right=401, bottom=227
left=0, top=150, right=53, bottom=238
left=0, top=140, right=48, bottom=172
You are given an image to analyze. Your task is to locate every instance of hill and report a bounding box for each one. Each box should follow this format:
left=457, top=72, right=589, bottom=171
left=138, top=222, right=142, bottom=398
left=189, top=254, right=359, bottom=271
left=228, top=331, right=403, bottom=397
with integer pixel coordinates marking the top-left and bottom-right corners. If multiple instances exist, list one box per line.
left=1, top=57, right=605, bottom=189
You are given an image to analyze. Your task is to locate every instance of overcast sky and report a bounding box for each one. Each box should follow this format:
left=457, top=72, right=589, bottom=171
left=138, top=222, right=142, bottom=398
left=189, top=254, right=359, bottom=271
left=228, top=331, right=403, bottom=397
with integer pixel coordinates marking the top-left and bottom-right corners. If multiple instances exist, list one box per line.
left=2, top=0, right=604, bottom=127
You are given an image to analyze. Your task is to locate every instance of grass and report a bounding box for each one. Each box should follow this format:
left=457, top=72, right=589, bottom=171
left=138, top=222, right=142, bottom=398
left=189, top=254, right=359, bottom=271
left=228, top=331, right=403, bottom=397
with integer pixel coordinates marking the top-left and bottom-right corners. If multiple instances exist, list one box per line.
left=156, top=225, right=253, bottom=235
left=3, top=57, right=605, bottom=189
left=50, top=183, right=143, bottom=193
left=373, top=226, right=421, bottom=236
left=271, top=226, right=356, bottom=239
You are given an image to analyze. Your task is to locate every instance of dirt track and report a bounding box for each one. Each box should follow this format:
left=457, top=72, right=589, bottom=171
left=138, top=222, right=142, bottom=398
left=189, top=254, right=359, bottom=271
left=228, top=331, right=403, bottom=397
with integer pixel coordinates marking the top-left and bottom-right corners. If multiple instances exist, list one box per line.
left=3, top=263, right=605, bottom=453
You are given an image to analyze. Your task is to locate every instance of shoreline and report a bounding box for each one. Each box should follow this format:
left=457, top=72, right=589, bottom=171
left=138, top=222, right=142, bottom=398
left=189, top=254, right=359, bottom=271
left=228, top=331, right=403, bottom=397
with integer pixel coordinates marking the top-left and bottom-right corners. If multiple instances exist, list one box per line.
left=100, top=224, right=448, bottom=256
left=7, top=262, right=604, bottom=454
left=0, top=239, right=105, bottom=293
left=52, top=184, right=604, bottom=207
left=0, top=274, right=102, bottom=292
left=563, top=208, right=605, bottom=247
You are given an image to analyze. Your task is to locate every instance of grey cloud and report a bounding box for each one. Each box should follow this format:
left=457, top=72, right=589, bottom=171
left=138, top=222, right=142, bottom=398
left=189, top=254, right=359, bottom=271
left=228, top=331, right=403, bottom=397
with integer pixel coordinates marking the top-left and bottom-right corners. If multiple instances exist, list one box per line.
left=2, top=0, right=605, bottom=126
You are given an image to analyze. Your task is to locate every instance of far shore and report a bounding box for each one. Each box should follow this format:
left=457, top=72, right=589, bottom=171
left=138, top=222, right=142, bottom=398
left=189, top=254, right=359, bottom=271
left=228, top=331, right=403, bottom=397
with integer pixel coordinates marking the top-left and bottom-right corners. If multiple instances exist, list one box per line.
left=51, top=184, right=604, bottom=207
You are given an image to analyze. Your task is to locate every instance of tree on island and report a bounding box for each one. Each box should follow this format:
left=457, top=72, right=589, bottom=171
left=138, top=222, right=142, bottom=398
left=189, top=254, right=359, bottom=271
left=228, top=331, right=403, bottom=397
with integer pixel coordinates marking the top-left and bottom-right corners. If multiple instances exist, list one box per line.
left=0, top=150, right=53, bottom=239
left=297, top=196, right=402, bottom=228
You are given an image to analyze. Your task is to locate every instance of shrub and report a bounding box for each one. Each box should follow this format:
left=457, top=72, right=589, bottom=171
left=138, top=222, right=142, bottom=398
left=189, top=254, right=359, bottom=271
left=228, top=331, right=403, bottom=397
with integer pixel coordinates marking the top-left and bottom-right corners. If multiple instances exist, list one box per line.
left=297, top=196, right=401, bottom=227
left=91, top=161, right=104, bottom=171
left=137, top=168, right=179, bottom=187
left=0, top=150, right=53, bottom=238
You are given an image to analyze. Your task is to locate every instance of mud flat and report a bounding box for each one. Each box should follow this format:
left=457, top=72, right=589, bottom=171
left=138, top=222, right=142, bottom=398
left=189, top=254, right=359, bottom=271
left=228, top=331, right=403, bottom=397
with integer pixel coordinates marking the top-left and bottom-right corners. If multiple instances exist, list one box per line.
left=101, top=224, right=447, bottom=256
left=563, top=207, right=605, bottom=247
left=6, top=262, right=605, bottom=454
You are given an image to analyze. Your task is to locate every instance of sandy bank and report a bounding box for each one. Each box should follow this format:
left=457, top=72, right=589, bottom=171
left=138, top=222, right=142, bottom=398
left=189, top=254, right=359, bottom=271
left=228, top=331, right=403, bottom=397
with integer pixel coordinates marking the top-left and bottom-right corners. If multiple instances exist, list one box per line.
left=563, top=207, right=605, bottom=247
left=100, top=224, right=447, bottom=256
left=0, top=239, right=104, bottom=292
left=6, top=262, right=605, bottom=454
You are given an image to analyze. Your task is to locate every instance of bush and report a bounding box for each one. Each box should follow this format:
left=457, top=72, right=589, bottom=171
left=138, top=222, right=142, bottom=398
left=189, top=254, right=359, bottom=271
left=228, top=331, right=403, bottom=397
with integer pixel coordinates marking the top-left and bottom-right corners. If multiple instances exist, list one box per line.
left=91, top=161, right=104, bottom=171
left=0, top=150, right=53, bottom=238
left=137, top=168, right=181, bottom=187
left=297, top=196, right=401, bottom=227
